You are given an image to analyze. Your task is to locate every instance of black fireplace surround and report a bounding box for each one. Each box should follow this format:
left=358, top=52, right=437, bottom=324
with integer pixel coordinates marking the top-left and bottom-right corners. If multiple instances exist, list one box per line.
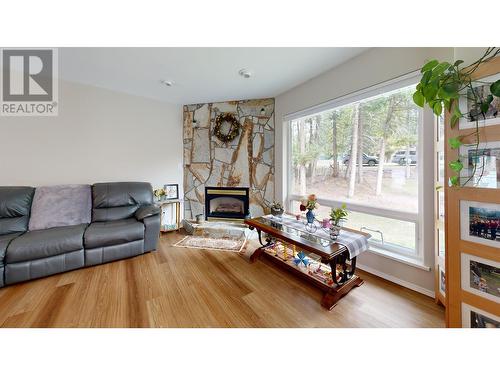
left=205, top=187, right=249, bottom=221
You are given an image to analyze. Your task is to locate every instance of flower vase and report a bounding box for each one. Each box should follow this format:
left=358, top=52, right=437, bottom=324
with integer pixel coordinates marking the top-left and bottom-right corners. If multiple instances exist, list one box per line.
left=306, top=209, right=315, bottom=224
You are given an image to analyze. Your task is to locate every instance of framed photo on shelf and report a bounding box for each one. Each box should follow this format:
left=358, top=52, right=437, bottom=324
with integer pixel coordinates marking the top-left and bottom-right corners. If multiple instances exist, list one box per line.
left=458, top=72, right=500, bottom=130
left=461, top=253, right=500, bottom=304
left=459, top=141, right=500, bottom=189
left=461, top=303, right=500, bottom=328
left=460, top=200, right=500, bottom=249
left=163, top=184, right=179, bottom=200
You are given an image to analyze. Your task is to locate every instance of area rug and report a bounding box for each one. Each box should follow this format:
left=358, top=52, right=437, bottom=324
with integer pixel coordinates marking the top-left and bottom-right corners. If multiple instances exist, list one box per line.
left=173, top=235, right=247, bottom=253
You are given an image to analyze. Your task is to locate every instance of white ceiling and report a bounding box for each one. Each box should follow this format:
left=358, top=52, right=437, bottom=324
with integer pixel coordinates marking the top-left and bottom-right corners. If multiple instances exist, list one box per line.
left=59, top=48, right=368, bottom=104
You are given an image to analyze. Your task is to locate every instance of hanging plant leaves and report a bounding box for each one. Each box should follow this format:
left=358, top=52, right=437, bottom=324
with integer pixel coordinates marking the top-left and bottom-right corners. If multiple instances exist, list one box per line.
left=421, top=71, right=432, bottom=87
left=448, top=137, right=463, bottom=150
left=421, top=60, right=439, bottom=73
left=413, top=91, right=424, bottom=107
left=490, top=80, right=500, bottom=97
left=480, top=101, right=490, bottom=114
left=413, top=48, right=500, bottom=189
left=432, top=62, right=451, bottom=77
left=424, top=85, right=438, bottom=102
left=443, top=99, right=452, bottom=111
left=441, top=82, right=460, bottom=98
left=449, top=175, right=459, bottom=187
left=433, top=101, right=443, bottom=116
left=449, top=160, right=463, bottom=173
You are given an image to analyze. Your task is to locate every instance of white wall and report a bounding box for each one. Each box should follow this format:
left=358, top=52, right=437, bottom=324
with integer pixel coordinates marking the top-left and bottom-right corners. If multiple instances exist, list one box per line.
left=0, top=80, right=183, bottom=192
left=275, top=47, right=455, bottom=295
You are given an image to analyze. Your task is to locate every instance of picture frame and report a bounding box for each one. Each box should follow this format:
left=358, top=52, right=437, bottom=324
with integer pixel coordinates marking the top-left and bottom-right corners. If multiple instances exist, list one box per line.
left=461, top=253, right=500, bottom=304
left=438, top=264, right=446, bottom=295
left=461, top=303, right=500, bottom=328
left=459, top=140, right=500, bottom=189
left=458, top=72, right=500, bottom=130
left=163, top=183, right=179, bottom=200
left=460, top=200, right=500, bottom=249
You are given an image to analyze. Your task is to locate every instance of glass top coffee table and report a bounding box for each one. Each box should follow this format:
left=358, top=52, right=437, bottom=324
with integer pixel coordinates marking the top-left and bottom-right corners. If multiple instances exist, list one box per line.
left=245, top=215, right=370, bottom=310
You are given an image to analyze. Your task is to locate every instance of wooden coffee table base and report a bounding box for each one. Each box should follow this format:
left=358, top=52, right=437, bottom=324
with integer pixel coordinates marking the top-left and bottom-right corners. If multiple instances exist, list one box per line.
left=251, top=244, right=363, bottom=310
left=320, top=275, right=364, bottom=310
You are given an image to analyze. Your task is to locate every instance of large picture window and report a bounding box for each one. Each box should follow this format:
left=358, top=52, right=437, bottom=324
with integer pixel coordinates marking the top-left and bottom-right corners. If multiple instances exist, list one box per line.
left=287, top=77, right=424, bottom=257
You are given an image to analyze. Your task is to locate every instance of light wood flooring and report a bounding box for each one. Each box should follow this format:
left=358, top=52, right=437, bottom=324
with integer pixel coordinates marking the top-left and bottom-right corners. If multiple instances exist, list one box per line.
left=0, top=232, right=445, bottom=327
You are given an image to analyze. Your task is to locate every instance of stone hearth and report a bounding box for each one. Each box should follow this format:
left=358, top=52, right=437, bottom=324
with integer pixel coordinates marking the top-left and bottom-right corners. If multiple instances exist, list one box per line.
left=183, top=98, right=275, bottom=220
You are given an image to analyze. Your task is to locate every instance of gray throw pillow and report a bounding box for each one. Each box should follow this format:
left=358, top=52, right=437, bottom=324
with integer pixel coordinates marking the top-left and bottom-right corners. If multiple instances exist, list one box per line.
left=28, top=184, right=92, bottom=231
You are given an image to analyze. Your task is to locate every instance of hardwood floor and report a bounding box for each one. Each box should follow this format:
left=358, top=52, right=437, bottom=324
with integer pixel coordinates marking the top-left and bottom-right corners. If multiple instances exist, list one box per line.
left=0, top=232, right=445, bottom=327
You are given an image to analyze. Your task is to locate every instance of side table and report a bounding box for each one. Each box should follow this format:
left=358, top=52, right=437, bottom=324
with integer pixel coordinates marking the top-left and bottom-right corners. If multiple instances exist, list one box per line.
left=155, top=200, right=182, bottom=232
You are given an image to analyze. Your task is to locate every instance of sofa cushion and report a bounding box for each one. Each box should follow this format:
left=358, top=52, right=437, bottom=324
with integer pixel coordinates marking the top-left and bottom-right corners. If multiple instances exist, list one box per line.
left=92, top=182, right=153, bottom=222
left=6, top=224, right=87, bottom=264
left=0, top=186, right=35, bottom=235
left=0, top=233, right=22, bottom=263
left=84, top=219, right=144, bottom=248
left=29, top=184, right=92, bottom=231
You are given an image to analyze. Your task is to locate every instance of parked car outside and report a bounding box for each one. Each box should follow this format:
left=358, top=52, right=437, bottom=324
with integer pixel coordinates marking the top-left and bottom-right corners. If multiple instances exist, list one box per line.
left=342, top=153, right=378, bottom=166
left=391, top=150, right=417, bottom=165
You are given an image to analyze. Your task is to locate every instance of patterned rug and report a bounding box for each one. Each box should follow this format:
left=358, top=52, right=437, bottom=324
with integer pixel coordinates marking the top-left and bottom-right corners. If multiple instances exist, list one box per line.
left=173, top=235, right=247, bottom=253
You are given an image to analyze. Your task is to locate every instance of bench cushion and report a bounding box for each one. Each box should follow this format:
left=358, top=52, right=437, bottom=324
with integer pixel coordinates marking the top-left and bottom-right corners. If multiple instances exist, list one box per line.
left=0, top=233, right=22, bottom=263
left=6, top=224, right=87, bottom=263
left=84, top=219, right=144, bottom=248
left=0, top=186, right=35, bottom=235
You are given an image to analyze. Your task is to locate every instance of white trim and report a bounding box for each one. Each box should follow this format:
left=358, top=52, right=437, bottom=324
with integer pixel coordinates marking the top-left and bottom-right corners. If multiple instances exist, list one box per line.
left=366, top=246, right=431, bottom=271
left=283, top=71, right=420, bottom=121
left=357, top=263, right=435, bottom=298
left=288, top=194, right=418, bottom=222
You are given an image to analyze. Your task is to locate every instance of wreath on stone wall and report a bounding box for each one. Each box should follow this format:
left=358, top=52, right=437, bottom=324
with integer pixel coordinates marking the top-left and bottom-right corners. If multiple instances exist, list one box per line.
left=214, top=113, right=240, bottom=143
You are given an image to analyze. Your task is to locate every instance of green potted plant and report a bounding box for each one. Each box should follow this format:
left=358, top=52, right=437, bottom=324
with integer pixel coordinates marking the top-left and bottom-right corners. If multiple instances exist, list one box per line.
left=329, top=204, right=348, bottom=240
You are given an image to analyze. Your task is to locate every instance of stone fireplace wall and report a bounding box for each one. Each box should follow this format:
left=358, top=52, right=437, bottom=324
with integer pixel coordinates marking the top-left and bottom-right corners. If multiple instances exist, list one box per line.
left=183, top=98, right=275, bottom=219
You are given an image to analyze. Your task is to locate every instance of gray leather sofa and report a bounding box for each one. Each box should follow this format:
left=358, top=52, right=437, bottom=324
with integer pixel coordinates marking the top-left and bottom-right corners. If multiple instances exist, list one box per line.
left=0, top=182, right=160, bottom=287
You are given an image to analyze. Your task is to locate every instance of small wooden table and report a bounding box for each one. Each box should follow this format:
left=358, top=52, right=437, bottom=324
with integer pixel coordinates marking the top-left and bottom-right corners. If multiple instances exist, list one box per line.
left=245, top=216, right=370, bottom=310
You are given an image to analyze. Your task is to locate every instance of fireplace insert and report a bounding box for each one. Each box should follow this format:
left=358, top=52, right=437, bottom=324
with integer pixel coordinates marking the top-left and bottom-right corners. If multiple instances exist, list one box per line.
left=205, top=187, right=249, bottom=221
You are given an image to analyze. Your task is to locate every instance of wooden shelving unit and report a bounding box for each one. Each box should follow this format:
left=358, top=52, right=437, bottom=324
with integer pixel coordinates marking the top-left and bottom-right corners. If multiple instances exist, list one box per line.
left=156, top=200, right=182, bottom=233
left=445, top=57, right=500, bottom=327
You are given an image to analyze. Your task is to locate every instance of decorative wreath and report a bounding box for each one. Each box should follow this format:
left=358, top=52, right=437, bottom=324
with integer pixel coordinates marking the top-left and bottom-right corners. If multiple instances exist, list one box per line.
left=214, top=113, right=240, bottom=143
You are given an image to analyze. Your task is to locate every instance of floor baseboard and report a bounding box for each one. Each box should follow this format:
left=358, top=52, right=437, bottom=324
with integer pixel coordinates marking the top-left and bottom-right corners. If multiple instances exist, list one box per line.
left=357, top=263, right=435, bottom=298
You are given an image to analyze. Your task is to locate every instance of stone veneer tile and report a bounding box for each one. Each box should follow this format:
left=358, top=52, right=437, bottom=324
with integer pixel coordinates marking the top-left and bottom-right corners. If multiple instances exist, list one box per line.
left=194, top=103, right=211, bottom=128
left=191, top=128, right=211, bottom=163
left=183, top=98, right=275, bottom=219
left=183, top=110, right=194, bottom=140
left=214, top=147, right=233, bottom=164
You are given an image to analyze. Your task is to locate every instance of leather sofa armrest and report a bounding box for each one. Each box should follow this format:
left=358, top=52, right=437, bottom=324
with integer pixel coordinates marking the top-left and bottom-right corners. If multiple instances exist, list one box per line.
left=135, top=205, right=160, bottom=221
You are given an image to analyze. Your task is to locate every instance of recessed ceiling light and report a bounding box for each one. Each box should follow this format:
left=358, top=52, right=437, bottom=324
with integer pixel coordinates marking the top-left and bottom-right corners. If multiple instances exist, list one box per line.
left=160, top=80, right=174, bottom=87
left=238, top=69, right=252, bottom=79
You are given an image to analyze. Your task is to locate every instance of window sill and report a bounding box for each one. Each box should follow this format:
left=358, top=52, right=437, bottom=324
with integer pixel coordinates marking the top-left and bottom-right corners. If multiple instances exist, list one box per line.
left=364, top=246, right=431, bottom=271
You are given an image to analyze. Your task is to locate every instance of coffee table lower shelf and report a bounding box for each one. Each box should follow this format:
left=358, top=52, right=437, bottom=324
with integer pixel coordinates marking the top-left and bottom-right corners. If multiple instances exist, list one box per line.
left=250, top=245, right=363, bottom=310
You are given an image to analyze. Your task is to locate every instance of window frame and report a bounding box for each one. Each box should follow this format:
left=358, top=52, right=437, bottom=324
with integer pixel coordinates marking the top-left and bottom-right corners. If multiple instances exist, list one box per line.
left=284, top=72, right=428, bottom=261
